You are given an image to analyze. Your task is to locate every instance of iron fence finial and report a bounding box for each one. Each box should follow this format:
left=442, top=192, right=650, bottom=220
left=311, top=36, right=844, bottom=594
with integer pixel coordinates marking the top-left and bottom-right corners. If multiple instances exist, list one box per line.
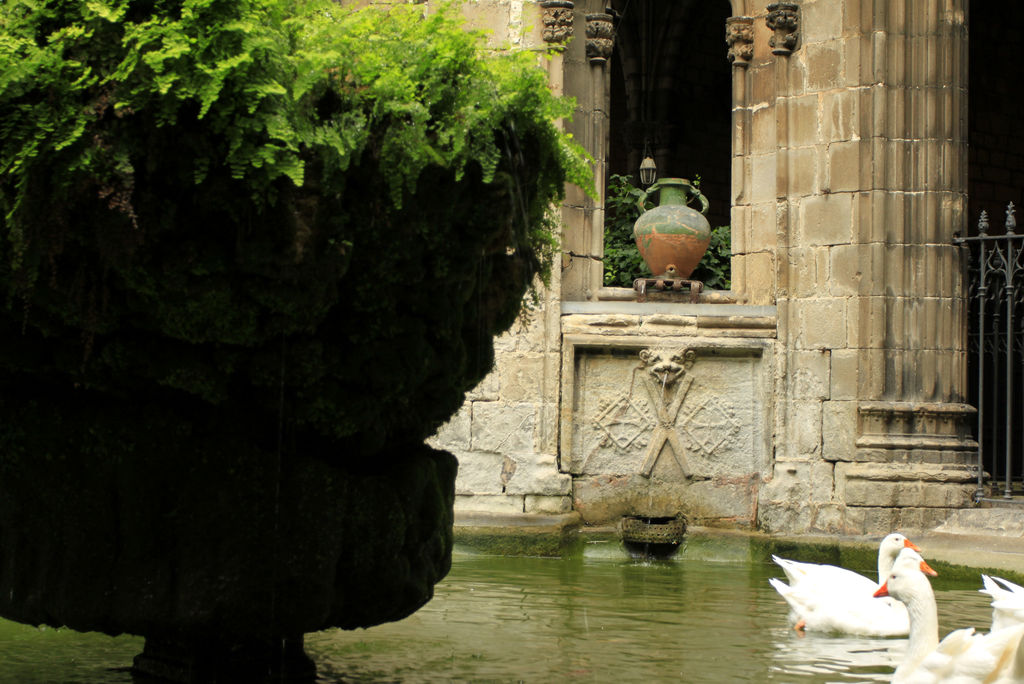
left=979, top=209, right=990, bottom=235
left=1007, top=202, right=1017, bottom=234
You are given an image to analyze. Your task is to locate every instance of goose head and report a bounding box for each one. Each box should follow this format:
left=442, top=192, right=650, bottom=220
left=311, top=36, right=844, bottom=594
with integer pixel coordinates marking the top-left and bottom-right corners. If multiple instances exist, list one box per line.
left=874, top=549, right=938, bottom=600
left=877, top=533, right=922, bottom=581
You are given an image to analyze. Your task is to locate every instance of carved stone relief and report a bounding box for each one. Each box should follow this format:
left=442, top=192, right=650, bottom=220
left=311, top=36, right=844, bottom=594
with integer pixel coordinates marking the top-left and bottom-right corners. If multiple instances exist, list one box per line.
left=571, top=345, right=762, bottom=483
left=592, top=393, right=653, bottom=454
left=766, top=2, right=799, bottom=56
left=725, top=16, right=754, bottom=67
left=681, top=394, right=741, bottom=457
left=636, top=348, right=697, bottom=478
left=540, top=0, right=575, bottom=47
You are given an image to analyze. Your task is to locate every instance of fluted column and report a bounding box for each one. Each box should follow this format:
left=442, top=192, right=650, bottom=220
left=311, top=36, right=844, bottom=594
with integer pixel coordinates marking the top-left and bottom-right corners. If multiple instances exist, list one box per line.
left=757, top=0, right=975, bottom=535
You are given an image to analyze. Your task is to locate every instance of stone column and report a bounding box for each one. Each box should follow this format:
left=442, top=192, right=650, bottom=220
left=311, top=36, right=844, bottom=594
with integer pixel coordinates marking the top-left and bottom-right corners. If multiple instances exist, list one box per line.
left=758, top=0, right=976, bottom=534
left=555, top=0, right=613, bottom=301
left=729, top=3, right=778, bottom=305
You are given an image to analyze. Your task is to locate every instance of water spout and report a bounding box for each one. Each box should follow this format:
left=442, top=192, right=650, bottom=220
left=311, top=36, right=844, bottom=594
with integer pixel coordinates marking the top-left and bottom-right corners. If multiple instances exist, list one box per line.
left=620, top=514, right=687, bottom=560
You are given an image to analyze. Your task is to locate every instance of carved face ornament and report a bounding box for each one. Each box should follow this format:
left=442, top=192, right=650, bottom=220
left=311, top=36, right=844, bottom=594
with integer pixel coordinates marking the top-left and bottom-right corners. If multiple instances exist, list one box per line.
left=639, top=349, right=696, bottom=388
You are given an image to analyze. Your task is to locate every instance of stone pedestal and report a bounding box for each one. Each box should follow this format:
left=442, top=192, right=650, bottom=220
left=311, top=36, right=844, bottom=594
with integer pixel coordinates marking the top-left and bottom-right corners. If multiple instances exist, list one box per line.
left=132, top=637, right=315, bottom=683
left=559, top=301, right=775, bottom=526
left=0, top=390, right=456, bottom=679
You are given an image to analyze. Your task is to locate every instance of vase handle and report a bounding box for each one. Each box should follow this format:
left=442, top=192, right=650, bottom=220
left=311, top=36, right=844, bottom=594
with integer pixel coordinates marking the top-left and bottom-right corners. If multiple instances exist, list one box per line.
left=637, top=179, right=710, bottom=215
left=684, top=183, right=710, bottom=216
left=635, top=181, right=660, bottom=214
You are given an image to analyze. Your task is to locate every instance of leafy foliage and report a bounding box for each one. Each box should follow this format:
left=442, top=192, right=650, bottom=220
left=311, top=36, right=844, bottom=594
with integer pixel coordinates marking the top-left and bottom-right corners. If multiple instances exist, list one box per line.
left=0, top=0, right=591, bottom=455
left=602, top=173, right=731, bottom=290
left=1, top=1, right=588, bottom=268
left=602, top=173, right=650, bottom=287
left=691, top=224, right=731, bottom=290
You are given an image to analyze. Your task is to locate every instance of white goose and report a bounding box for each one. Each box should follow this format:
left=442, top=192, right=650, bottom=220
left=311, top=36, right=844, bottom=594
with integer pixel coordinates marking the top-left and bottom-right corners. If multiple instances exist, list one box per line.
left=980, top=575, right=1024, bottom=632
left=875, top=551, right=1024, bottom=684
left=769, top=532, right=920, bottom=636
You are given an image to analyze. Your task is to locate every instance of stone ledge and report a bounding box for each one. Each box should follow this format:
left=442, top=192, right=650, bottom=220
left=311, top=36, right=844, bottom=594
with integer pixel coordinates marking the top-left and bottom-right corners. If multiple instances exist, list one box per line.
left=825, top=447, right=979, bottom=465
left=915, top=530, right=1024, bottom=577
left=454, top=510, right=582, bottom=532
left=835, top=462, right=976, bottom=509
left=561, top=332, right=773, bottom=354
left=855, top=435, right=979, bottom=451
left=859, top=401, right=979, bottom=416
left=594, top=287, right=739, bottom=304
left=837, top=462, right=977, bottom=483
left=562, top=300, right=776, bottom=317
left=452, top=510, right=583, bottom=556
left=857, top=401, right=978, bottom=450
left=696, top=315, right=776, bottom=329
left=932, top=507, right=1024, bottom=537
left=563, top=316, right=777, bottom=338
left=450, top=519, right=1024, bottom=578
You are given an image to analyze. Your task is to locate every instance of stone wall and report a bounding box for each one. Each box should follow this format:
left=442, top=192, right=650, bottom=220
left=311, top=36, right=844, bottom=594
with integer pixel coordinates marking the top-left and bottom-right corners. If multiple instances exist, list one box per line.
left=430, top=282, right=573, bottom=517
left=429, top=0, right=580, bottom=519
left=433, top=0, right=981, bottom=537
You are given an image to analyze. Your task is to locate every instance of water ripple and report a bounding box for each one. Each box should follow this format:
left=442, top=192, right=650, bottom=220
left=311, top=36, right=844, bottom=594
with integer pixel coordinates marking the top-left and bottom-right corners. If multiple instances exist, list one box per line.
left=0, top=549, right=999, bottom=683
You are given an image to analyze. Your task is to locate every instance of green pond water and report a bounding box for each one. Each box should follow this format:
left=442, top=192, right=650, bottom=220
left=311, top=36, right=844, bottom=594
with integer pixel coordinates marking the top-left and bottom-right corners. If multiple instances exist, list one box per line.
left=0, top=535, right=999, bottom=683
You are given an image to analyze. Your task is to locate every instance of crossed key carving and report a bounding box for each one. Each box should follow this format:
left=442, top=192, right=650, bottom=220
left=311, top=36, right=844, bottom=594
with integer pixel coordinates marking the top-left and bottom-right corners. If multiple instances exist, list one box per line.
left=637, top=348, right=697, bottom=478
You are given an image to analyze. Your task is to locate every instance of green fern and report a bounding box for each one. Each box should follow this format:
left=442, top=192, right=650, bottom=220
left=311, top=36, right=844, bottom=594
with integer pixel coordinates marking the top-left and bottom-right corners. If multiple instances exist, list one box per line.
left=1, top=0, right=591, bottom=289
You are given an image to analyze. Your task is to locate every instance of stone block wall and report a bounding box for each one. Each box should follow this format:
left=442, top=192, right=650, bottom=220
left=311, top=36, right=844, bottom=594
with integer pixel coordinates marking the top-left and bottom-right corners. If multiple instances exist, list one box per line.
left=429, top=280, right=573, bottom=516
left=430, top=0, right=981, bottom=537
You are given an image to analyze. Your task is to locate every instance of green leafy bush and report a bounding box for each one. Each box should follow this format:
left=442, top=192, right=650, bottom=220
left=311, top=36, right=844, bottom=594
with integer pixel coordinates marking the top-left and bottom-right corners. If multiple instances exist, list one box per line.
left=602, top=173, right=731, bottom=290
left=692, top=224, right=732, bottom=290
left=0, top=0, right=590, bottom=455
left=602, top=173, right=650, bottom=287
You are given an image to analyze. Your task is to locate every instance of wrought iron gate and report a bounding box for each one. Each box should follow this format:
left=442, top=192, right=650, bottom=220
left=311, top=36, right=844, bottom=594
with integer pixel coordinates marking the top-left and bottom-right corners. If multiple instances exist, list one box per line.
left=955, top=204, right=1024, bottom=502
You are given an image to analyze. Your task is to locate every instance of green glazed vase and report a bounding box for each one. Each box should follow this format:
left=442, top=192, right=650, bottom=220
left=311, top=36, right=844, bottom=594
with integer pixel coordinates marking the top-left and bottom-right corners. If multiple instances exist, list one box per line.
left=632, top=178, right=711, bottom=279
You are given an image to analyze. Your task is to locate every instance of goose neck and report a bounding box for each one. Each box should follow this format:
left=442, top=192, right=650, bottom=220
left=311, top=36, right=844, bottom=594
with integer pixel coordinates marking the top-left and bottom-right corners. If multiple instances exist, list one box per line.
left=878, top=545, right=898, bottom=584
left=895, top=591, right=940, bottom=680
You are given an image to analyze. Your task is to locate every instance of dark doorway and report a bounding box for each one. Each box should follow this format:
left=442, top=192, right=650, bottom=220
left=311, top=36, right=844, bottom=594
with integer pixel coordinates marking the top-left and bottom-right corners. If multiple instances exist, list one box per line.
left=964, top=2, right=1024, bottom=500
left=968, top=4, right=1024, bottom=235
left=607, top=0, right=733, bottom=230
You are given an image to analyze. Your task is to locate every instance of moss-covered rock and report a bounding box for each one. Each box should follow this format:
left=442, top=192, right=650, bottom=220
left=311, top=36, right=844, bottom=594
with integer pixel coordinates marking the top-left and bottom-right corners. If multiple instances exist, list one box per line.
left=0, top=389, right=457, bottom=638
left=0, top=0, right=588, bottom=668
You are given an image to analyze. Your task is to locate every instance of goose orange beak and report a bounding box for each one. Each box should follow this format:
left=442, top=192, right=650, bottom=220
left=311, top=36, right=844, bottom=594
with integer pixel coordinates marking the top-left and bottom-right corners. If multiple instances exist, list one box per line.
left=920, top=560, right=938, bottom=577
left=874, top=582, right=889, bottom=598
left=904, top=539, right=922, bottom=552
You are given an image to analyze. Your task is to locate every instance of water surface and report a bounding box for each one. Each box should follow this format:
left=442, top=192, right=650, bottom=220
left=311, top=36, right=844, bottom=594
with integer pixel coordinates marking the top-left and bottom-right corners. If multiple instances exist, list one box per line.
left=0, top=539, right=997, bottom=683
